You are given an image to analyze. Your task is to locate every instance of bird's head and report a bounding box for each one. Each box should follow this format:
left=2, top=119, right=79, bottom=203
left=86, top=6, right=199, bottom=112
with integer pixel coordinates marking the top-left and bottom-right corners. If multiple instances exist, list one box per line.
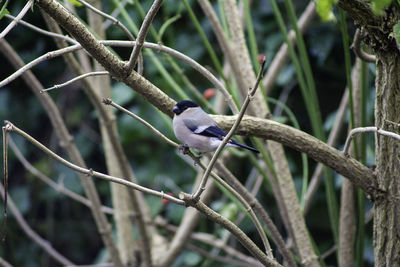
left=172, top=100, right=199, bottom=115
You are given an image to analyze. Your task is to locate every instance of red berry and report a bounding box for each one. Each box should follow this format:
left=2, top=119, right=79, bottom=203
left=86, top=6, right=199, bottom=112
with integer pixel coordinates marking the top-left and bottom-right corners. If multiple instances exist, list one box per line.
left=258, top=54, right=266, bottom=63
left=162, top=193, right=174, bottom=205
left=203, top=88, right=216, bottom=100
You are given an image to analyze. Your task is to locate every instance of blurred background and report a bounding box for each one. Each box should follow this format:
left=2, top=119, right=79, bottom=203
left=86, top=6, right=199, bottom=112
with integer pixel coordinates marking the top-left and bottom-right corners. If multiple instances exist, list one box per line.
left=0, top=0, right=376, bottom=266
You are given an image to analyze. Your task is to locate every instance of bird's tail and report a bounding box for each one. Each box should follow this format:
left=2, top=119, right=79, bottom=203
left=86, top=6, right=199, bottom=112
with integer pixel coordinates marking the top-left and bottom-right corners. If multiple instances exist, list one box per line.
left=229, top=139, right=259, bottom=153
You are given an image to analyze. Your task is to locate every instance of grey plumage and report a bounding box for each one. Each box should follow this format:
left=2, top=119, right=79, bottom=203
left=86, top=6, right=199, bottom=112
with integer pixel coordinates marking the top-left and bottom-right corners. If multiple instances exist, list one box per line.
left=172, top=100, right=259, bottom=153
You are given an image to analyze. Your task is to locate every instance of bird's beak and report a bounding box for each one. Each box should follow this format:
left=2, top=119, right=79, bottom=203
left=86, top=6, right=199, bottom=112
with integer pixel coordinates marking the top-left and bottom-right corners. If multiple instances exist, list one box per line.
left=172, top=105, right=179, bottom=114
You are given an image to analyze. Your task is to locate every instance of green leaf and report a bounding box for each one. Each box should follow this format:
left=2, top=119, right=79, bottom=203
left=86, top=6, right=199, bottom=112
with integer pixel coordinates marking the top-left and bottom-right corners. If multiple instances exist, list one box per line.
left=316, top=0, right=338, bottom=22
left=67, top=0, right=83, bottom=7
left=371, top=0, right=393, bottom=15
left=158, top=14, right=181, bottom=42
left=0, top=0, right=9, bottom=20
left=393, top=21, right=400, bottom=50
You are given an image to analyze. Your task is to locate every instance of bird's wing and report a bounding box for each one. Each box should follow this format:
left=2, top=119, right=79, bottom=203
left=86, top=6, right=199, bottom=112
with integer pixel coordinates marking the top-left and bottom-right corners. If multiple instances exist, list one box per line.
left=183, top=118, right=226, bottom=139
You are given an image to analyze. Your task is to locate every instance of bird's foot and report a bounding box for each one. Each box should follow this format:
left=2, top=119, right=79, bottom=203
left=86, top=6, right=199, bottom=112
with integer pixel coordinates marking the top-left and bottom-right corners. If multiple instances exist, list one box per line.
left=179, top=144, right=190, bottom=155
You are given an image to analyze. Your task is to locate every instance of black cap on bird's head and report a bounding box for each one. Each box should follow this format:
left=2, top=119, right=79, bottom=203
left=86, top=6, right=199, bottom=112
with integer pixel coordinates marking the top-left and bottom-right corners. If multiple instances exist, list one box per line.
left=172, top=100, right=199, bottom=115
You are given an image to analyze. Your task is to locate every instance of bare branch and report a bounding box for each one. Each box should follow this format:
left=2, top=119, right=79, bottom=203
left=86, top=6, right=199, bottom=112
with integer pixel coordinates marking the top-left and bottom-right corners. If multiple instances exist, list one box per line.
left=0, top=183, right=74, bottom=265
left=214, top=161, right=297, bottom=267
left=343, top=126, right=400, bottom=155
left=179, top=193, right=282, bottom=267
left=0, top=257, right=12, bottom=267
left=0, top=0, right=34, bottom=39
left=0, top=39, right=234, bottom=113
left=41, top=71, right=109, bottom=92
left=4, top=14, right=77, bottom=44
left=102, top=98, right=179, bottom=148
left=187, top=243, right=258, bottom=267
left=8, top=136, right=116, bottom=215
left=213, top=115, right=378, bottom=198
left=304, top=89, right=349, bottom=214
left=4, top=121, right=185, bottom=206
left=126, top=0, right=163, bottom=72
left=0, top=39, right=124, bottom=266
left=350, top=29, right=376, bottom=63
left=263, top=1, right=316, bottom=94
left=2, top=125, right=8, bottom=241
left=0, top=44, right=82, bottom=88
left=157, top=218, right=263, bottom=266
left=103, top=99, right=273, bottom=260
left=76, top=0, right=135, bottom=41
left=197, top=0, right=246, bottom=108
left=201, top=157, right=273, bottom=258
left=192, top=59, right=266, bottom=201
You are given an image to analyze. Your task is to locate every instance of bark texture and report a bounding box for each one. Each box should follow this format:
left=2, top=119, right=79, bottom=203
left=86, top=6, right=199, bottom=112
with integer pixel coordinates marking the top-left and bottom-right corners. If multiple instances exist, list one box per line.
left=374, top=50, right=400, bottom=266
left=338, top=1, right=400, bottom=265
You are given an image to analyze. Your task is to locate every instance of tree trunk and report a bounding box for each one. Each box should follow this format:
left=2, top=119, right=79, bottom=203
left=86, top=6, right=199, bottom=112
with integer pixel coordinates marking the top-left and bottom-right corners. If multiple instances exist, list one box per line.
left=337, top=1, right=400, bottom=265
left=374, top=49, right=400, bottom=266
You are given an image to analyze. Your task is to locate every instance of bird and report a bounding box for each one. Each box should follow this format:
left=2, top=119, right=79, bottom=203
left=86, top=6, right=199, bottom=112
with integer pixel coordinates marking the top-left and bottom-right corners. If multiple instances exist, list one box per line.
left=172, top=100, right=259, bottom=153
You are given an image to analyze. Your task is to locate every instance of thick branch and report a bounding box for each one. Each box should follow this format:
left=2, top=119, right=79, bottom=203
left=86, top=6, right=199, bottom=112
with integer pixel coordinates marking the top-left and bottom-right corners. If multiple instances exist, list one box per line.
left=179, top=193, right=282, bottom=267
left=35, top=0, right=175, bottom=116
left=212, top=115, right=378, bottom=198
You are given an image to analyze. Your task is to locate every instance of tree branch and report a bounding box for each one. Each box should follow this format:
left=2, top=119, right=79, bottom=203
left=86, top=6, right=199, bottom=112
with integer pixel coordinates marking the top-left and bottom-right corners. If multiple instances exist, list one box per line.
left=125, top=0, right=162, bottom=72
left=35, top=0, right=175, bottom=116
left=213, top=115, right=378, bottom=198
left=179, top=193, right=282, bottom=267
left=0, top=183, right=74, bottom=265
left=4, top=121, right=185, bottom=206
left=0, top=0, right=33, bottom=39
left=0, top=39, right=124, bottom=267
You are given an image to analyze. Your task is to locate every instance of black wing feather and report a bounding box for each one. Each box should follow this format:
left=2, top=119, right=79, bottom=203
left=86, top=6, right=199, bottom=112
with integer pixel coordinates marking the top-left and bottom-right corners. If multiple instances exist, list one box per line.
left=197, top=126, right=226, bottom=139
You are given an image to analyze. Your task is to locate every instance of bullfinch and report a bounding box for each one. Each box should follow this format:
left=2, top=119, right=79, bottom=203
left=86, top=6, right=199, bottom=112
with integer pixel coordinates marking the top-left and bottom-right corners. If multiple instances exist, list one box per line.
left=172, top=100, right=259, bottom=153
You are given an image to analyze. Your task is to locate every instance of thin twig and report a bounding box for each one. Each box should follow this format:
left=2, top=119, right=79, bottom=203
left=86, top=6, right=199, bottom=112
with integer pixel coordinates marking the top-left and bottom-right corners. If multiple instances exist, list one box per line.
left=103, top=0, right=127, bottom=29
left=2, top=125, right=9, bottom=241
left=192, top=59, right=266, bottom=201
left=197, top=0, right=247, bottom=102
left=0, top=41, right=232, bottom=109
left=0, top=183, right=74, bottom=265
left=76, top=0, right=135, bottom=41
left=179, top=193, right=282, bottom=267
left=198, top=158, right=273, bottom=258
left=125, top=0, right=163, bottom=72
left=103, top=98, right=272, bottom=258
left=303, top=89, right=349, bottom=214
left=263, top=1, right=316, bottom=94
left=7, top=136, right=116, bottom=215
left=3, top=121, right=185, bottom=206
left=214, top=161, right=297, bottom=267
left=75, top=0, right=143, bottom=74
left=4, top=14, right=77, bottom=44
left=0, top=44, right=82, bottom=88
left=0, top=0, right=33, bottom=39
left=343, top=126, right=400, bottom=155
left=102, top=98, right=179, bottom=148
left=158, top=220, right=263, bottom=266
left=41, top=71, right=109, bottom=92
left=0, top=257, right=12, bottom=267
left=187, top=243, right=257, bottom=267
left=350, top=29, right=376, bottom=63
left=0, top=38, right=124, bottom=267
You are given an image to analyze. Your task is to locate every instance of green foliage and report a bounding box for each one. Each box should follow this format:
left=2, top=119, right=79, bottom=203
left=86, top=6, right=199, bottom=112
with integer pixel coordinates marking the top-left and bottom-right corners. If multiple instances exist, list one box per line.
left=67, top=0, right=83, bottom=7
left=316, top=0, right=338, bottom=22
left=371, top=0, right=393, bottom=15
left=0, top=0, right=10, bottom=20
left=393, top=20, right=400, bottom=50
